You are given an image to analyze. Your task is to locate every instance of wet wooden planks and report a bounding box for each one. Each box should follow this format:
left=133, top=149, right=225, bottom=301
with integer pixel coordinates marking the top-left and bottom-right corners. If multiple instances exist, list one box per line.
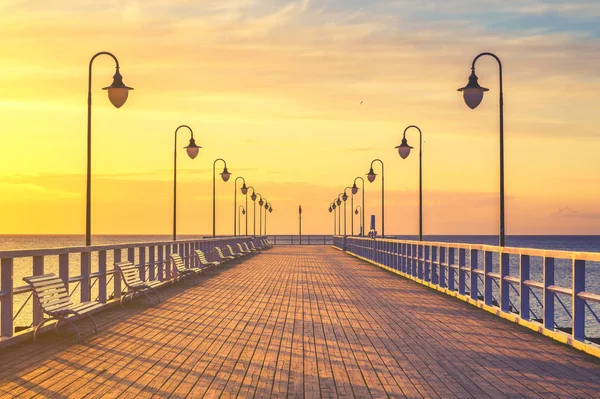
left=0, top=246, right=600, bottom=398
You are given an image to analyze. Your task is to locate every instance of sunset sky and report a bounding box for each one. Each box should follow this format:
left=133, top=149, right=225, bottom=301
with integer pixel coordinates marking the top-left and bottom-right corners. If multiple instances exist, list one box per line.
left=1, top=0, right=599, bottom=236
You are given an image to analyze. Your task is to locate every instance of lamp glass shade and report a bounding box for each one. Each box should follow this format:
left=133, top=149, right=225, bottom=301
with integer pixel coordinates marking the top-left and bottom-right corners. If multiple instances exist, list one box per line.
left=462, top=88, right=485, bottom=109
left=351, top=184, right=358, bottom=195
left=259, top=199, right=264, bottom=206
left=221, top=168, right=231, bottom=182
left=336, top=198, right=342, bottom=206
left=251, top=193, right=257, bottom=201
left=355, top=209, right=358, bottom=215
left=395, top=138, right=412, bottom=159
left=242, top=209, right=246, bottom=215
left=265, top=203, right=269, bottom=209
left=329, top=207, right=332, bottom=213
left=269, top=208, right=272, bottom=213
left=342, top=193, right=348, bottom=202
left=184, top=137, right=201, bottom=159
left=332, top=203, right=336, bottom=209
left=241, top=184, right=248, bottom=195
left=367, top=168, right=376, bottom=183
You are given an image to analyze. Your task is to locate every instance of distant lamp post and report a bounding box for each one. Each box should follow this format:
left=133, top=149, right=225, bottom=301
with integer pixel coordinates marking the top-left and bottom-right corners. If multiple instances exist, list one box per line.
left=264, top=202, right=272, bottom=236
left=337, top=193, right=344, bottom=236
left=85, top=51, right=133, bottom=246
left=329, top=203, right=336, bottom=236
left=458, top=52, right=505, bottom=247
left=234, top=177, right=247, bottom=236
left=355, top=205, right=363, bottom=236
left=238, top=206, right=246, bottom=236
left=395, top=125, right=423, bottom=241
left=212, top=158, right=231, bottom=238
left=258, top=196, right=265, bottom=235
left=248, top=187, right=256, bottom=236
left=351, top=177, right=364, bottom=236
left=367, top=159, right=385, bottom=237
left=172, top=125, right=201, bottom=241
left=343, top=186, right=352, bottom=236
left=331, top=200, right=338, bottom=235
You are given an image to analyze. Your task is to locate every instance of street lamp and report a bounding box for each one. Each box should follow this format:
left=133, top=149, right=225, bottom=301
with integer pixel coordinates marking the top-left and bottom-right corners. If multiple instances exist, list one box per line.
left=343, top=186, right=352, bottom=237
left=395, top=125, right=423, bottom=241
left=337, top=194, right=343, bottom=236
left=85, top=51, right=133, bottom=246
left=258, top=195, right=265, bottom=235
left=367, top=159, right=385, bottom=237
left=329, top=203, right=336, bottom=236
left=212, top=158, right=231, bottom=238
left=248, top=186, right=256, bottom=236
left=355, top=205, right=363, bottom=236
left=172, top=125, right=201, bottom=241
left=458, top=52, right=505, bottom=246
left=351, top=177, right=364, bottom=236
left=238, top=205, right=246, bottom=236
left=265, top=203, right=272, bottom=236
left=234, top=177, right=247, bottom=236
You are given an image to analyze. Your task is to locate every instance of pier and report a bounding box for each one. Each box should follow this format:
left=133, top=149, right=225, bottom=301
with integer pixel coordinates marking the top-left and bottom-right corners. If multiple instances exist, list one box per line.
left=1, top=242, right=600, bottom=397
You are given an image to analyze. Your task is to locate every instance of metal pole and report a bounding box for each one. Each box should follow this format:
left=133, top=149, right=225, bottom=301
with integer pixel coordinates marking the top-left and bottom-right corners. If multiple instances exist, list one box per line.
left=351, top=192, right=354, bottom=236
left=472, top=52, right=505, bottom=247
left=233, top=177, right=245, bottom=237
left=245, top=191, right=248, bottom=236
left=212, top=158, right=227, bottom=238
left=86, top=51, right=121, bottom=246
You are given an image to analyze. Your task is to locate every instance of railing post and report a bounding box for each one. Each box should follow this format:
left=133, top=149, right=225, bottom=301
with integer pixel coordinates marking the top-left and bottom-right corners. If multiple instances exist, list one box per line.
left=139, top=247, right=146, bottom=282
left=470, top=249, right=478, bottom=300
left=572, top=259, right=585, bottom=341
left=149, top=246, right=156, bottom=281
left=165, top=245, right=172, bottom=280
left=1, top=258, right=14, bottom=338
left=458, top=248, right=466, bottom=295
left=543, top=257, right=555, bottom=331
left=416, top=245, right=423, bottom=279
left=424, top=245, right=430, bottom=281
left=157, top=246, right=164, bottom=281
left=32, top=256, right=44, bottom=325
left=98, top=250, right=107, bottom=303
left=81, top=251, right=91, bottom=303
left=520, top=254, right=530, bottom=320
left=431, top=246, right=438, bottom=284
left=447, top=248, right=455, bottom=291
left=500, top=252, right=510, bottom=312
left=114, top=249, right=122, bottom=300
left=439, top=247, right=446, bottom=288
left=484, top=251, right=493, bottom=306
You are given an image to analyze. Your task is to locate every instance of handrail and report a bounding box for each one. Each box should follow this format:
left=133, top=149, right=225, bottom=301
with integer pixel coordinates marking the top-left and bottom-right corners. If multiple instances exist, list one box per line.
left=336, top=235, right=600, bottom=358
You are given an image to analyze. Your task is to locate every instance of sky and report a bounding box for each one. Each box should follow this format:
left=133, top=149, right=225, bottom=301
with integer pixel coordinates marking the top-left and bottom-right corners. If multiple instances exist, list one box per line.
left=0, top=0, right=599, bottom=236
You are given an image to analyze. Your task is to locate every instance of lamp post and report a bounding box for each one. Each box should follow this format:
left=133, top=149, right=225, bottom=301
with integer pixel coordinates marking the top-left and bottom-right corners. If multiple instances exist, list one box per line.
left=330, top=202, right=337, bottom=236
left=212, top=158, right=231, bottom=238
left=367, top=159, right=385, bottom=237
left=172, top=125, right=201, bottom=241
left=354, top=206, right=363, bottom=236
left=248, top=187, right=256, bottom=236
left=336, top=195, right=342, bottom=236
left=395, top=125, right=423, bottom=241
left=458, top=52, right=505, bottom=246
left=343, top=187, right=352, bottom=237
left=238, top=205, right=246, bottom=236
left=351, top=177, right=364, bottom=236
left=86, top=51, right=133, bottom=246
left=264, top=202, right=272, bottom=236
left=234, top=177, right=247, bottom=236
left=258, top=195, right=265, bottom=235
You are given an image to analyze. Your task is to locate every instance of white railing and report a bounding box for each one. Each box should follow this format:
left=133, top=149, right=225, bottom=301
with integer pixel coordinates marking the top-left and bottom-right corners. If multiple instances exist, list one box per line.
left=336, top=236, right=600, bottom=357
left=0, top=236, right=264, bottom=346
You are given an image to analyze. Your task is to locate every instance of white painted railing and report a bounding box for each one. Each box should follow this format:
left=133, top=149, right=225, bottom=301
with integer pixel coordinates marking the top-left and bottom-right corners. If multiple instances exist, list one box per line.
left=335, top=236, right=600, bottom=357
left=0, top=236, right=264, bottom=346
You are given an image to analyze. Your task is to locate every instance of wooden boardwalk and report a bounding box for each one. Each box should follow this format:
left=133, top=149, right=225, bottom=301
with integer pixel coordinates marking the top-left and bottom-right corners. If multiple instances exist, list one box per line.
left=1, top=246, right=600, bottom=398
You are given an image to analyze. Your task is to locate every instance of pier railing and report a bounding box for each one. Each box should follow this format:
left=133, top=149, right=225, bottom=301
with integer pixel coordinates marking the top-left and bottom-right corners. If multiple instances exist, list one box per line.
left=335, top=236, right=600, bottom=356
left=267, top=235, right=332, bottom=245
left=0, top=236, right=264, bottom=346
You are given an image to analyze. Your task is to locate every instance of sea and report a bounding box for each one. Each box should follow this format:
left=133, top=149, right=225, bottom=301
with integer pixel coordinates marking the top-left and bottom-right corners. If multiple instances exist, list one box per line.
left=1, top=235, right=599, bottom=338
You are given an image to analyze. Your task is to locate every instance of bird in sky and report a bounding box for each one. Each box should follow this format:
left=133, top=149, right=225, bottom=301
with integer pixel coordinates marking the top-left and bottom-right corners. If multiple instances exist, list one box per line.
left=360, top=101, right=363, bottom=105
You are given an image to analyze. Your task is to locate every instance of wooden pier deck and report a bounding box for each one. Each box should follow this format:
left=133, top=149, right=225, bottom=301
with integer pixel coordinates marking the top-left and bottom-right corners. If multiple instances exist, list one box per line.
left=1, top=246, right=599, bottom=398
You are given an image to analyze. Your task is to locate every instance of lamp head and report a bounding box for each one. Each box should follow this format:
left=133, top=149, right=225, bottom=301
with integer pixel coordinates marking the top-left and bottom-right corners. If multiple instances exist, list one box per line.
left=242, top=208, right=246, bottom=215
left=395, top=136, right=413, bottom=159
left=336, top=198, right=342, bottom=206
left=241, top=183, right=248, bottom=195
left=351, top=183, right=358, bottom=195
left=342, top=193, right=348, bottom=202
left=102, top=68, right=133, bottom=108
left=220, top=167, right=231, bottom=182
left=332, top=203, right=336, bottom=210
left=457, top=68, right=488, bottom=109
left=259, top=199, right=264, bottom=206
left=354, top=208, right=359, bottom=215
left=184, top=137, right=201, bottom=159
left=367, top=168, right=376, bottom=183
left=251, top=193, right=257, bottom=201
left=329, top=206, right=332, bottom=213
left=269, top=207, right=273, bottom=213
left=264, top=203, right=269, bottom=209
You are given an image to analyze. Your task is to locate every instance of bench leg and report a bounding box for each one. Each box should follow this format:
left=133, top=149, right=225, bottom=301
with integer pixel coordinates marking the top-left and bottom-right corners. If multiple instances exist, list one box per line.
left=87, top=313, right=98, bottom=334
left=33, top=317, right=59, bottom=341
left=142, top=290, right=153, bottom=306
left=64, top=319, right=82, bottom=343
left=148, top=286, right=161, bottom=304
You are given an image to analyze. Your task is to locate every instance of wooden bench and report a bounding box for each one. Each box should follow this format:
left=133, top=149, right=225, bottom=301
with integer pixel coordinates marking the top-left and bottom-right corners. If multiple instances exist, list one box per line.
left=114, top=262, right=161, bottom=307
left=23, top=274, right=103, bottom=342
left=249, top=241, right=263, bottom=252
left=237, top=242, right=254, bottom=255
left=226, top=245, right=245, bottom=258
left=170, top=253, right=203, bottom=284
left=194, top=249, right=221, bottom=269
left=215, top=247, right=235, bottom=262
